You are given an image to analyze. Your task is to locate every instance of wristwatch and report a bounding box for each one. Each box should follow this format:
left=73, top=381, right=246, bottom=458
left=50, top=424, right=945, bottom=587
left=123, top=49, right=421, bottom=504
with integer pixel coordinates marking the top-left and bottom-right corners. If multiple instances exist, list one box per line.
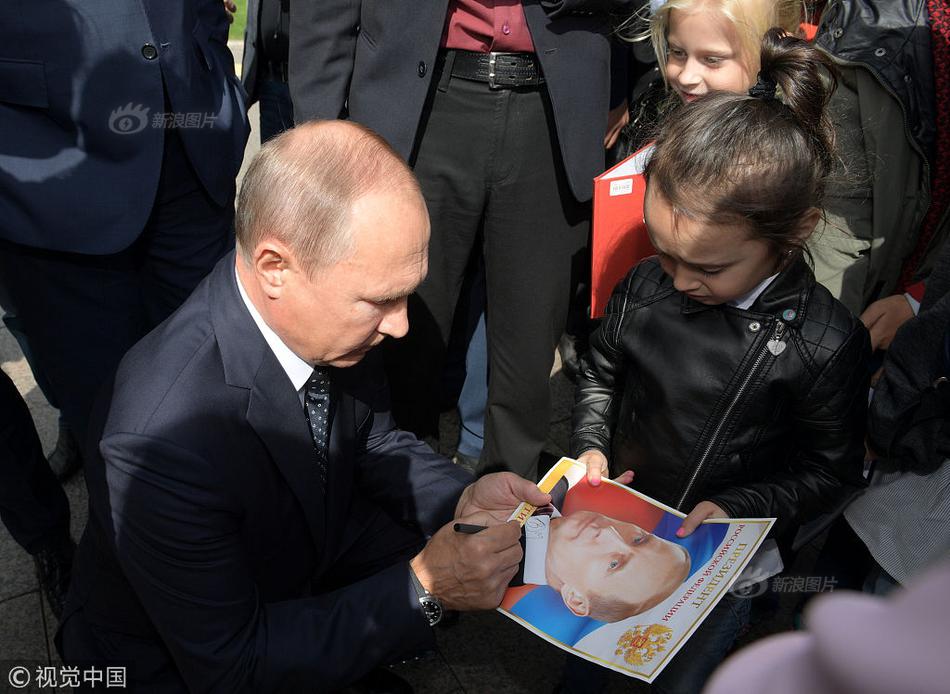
left=408, top=566, right=444, bottom=627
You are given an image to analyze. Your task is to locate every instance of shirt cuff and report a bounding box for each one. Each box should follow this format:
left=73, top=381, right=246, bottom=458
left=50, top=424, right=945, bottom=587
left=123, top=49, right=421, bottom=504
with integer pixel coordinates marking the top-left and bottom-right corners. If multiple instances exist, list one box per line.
left=904, top=292, right=921, bottom=316
left=905, top=280, right=926, bottom=305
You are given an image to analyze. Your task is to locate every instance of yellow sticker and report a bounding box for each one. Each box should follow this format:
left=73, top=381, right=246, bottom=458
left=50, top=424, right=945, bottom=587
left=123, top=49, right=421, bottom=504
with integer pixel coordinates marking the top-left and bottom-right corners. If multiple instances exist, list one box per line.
left=507, top=456, right=575, bottom=526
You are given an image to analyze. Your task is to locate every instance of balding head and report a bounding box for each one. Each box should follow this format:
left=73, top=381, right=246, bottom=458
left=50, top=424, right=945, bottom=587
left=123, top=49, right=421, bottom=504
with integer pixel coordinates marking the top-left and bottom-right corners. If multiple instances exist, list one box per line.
left=235, top=120, right=422, bottom=274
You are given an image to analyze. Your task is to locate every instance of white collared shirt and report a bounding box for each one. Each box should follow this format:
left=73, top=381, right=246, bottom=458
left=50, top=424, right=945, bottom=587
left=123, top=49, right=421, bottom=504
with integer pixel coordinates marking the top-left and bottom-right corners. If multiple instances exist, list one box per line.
left=729, top=272, right=779, bottom=311
left=235, top=266, right=313, bottom=408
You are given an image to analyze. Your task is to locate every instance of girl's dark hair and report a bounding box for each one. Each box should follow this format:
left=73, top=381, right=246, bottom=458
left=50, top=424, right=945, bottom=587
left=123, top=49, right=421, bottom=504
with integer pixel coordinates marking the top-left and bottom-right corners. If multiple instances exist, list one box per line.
left=645, top=28, right=839, bottom=258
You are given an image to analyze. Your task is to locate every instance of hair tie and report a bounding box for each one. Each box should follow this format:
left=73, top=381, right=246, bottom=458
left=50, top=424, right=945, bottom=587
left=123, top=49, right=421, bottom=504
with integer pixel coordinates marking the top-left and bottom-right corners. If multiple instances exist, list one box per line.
left=748, top=74, right=777, bottom=101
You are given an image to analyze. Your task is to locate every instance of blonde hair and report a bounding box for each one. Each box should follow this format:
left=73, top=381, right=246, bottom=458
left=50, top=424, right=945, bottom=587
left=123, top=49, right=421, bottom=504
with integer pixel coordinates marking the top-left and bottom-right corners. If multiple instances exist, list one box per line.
left=649, top=0, right=803, bottom=82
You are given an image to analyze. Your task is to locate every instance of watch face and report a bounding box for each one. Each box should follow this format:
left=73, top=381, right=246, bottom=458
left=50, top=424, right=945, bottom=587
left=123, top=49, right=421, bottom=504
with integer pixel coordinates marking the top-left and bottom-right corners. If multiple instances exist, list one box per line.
left=420, top=596, right=443, bottom=626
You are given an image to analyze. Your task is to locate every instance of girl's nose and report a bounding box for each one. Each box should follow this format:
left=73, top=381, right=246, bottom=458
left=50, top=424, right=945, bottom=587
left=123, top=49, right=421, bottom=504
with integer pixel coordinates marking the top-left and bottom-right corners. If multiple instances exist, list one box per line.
left=672, top=267, right=703, bottom=293
left=677, top=59, right=702, bottom=88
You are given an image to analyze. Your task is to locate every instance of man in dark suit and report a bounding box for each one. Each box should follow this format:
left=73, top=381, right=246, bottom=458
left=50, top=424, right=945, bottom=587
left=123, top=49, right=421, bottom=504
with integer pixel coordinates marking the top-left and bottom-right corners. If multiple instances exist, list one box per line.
left=0, top=0, right=249, bottom=447
left=290, top=0, right=637, bottom=481
left=242, top=0, right=295, bottom=142
left=59, top=121, right=547, bottom=692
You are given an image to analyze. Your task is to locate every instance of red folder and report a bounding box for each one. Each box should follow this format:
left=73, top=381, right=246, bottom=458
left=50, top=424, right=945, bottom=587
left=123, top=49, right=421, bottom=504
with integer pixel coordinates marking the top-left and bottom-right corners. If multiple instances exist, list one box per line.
left=590, top=144, right=656, bottom=318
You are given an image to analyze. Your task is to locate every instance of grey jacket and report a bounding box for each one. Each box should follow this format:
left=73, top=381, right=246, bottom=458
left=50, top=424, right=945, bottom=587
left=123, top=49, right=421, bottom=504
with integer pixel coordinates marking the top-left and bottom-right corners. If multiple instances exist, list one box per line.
left=809, top=0, right=945, bottom=313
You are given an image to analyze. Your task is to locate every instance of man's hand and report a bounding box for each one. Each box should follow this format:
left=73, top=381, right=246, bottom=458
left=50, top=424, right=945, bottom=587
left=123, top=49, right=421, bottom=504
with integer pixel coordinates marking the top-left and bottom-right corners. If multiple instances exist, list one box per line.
left=410, top=517, right=523, bottom=610
left=677, top=501, right=729, bottom=537
left=605, top=99, right=629, bottom=149
left=860, top=294, right=914, bottom=351
left=579, top=449, right=634, bottom=487
left=454, top=472, right=551, bottom=523
left=223, top=0, right=237, bottom=23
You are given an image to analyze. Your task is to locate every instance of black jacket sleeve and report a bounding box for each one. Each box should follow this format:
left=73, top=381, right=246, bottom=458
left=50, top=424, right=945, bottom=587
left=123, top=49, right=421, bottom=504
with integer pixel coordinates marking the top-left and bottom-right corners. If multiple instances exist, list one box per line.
left=571, top=263, right=669, bottom=461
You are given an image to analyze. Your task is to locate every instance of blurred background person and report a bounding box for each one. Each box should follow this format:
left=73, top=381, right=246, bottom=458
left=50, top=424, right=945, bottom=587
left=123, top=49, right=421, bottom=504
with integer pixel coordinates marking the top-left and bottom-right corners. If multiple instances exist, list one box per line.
left=291, top=0, right=639, bottom=482
left=241, top=0, right=295, bottom=142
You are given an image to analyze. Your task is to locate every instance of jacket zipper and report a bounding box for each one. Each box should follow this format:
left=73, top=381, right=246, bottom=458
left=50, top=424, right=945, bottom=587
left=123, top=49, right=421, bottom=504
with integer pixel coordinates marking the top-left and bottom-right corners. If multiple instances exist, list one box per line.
left=675, top=319, right=787, bottom=510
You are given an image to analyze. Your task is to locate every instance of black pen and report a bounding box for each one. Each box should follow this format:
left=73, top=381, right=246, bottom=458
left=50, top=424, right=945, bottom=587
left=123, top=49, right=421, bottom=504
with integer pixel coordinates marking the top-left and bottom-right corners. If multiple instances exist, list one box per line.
left=453, top=522, right=488, bottom=534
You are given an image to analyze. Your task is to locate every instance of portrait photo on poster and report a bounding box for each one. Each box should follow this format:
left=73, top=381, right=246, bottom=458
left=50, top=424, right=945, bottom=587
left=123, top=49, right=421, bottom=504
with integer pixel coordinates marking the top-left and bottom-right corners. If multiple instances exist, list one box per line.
left=499, top=458, right=774, bottom=682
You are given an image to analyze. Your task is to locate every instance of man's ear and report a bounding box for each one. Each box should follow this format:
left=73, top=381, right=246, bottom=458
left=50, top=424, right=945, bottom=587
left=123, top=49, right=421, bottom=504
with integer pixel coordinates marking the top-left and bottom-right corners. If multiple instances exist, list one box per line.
left=252, top=240, right=294, bottom=299
left=560, top=583, right=591, bottom=618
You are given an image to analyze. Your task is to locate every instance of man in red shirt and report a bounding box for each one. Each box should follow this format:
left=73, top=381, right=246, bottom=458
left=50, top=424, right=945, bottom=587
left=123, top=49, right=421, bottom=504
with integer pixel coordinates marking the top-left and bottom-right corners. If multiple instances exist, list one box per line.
left=291, top=0, right=639, bottom=481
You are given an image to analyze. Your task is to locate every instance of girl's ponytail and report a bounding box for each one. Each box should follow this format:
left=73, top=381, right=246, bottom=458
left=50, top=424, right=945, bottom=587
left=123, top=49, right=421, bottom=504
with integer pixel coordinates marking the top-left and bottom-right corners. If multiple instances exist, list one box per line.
left=756, top=27, right=837, bottom=179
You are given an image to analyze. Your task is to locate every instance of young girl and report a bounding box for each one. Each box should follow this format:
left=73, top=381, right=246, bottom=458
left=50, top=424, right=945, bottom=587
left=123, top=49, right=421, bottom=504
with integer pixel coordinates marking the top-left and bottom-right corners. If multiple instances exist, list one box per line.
left=619, top=0, right=803, bottom=153
left=594, top=0, right=804, bottom=316
left=570, top=30, right=870, bottom=693
left=652, top=0, right=803, bottom=100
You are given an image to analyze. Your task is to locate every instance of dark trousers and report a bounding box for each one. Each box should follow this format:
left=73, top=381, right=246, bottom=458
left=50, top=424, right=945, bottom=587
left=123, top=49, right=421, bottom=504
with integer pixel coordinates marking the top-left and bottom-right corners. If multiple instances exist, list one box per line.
left=0, top=129, right=235, bottom=446
left=258, top=78, right=295, bottom=143
left=0, top=369, right=70, bottom=554
left=386, top=63, right=590, bottom=481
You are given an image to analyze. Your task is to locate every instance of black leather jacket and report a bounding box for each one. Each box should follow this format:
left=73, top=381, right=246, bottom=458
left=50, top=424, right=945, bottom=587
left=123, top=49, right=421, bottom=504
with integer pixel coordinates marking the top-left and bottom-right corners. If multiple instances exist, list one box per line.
left=572, top=258, right=870, bottom=534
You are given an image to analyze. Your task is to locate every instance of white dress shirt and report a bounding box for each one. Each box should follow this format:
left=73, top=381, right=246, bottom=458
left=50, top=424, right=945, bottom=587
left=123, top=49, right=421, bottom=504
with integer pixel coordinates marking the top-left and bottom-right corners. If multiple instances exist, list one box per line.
left=235, top=267, right=313, bottom=408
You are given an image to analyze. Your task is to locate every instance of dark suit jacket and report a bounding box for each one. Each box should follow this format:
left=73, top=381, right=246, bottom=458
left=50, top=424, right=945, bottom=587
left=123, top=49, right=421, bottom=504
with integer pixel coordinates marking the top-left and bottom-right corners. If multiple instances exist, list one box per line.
left=63, top=254, right=472, bottom=692
left=241, top=0, right=264, bottom=105
left=289, top=0, right=639, bottom=203
left=0, top=0, right=249, bottom=254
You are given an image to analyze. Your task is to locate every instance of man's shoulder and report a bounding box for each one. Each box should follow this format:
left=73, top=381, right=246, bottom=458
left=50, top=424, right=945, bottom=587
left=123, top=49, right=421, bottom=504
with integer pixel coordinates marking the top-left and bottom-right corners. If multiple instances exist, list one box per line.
left=106, top=285, right=227, bottom=437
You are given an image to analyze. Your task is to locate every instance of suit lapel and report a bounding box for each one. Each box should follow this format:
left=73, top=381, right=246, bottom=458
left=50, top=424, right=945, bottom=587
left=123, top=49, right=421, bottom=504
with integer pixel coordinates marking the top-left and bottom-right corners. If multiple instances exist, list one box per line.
left=246, top=357, right=328, bottom=552
left=319, top=375, right=356, bottom=568
left=209, top=253, right=328, bottom=552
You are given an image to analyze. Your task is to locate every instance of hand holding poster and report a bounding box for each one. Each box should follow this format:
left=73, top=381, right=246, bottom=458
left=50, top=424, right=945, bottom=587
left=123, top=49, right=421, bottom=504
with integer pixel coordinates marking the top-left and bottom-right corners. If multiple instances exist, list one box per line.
left=499, top=458, right=774, bottom=683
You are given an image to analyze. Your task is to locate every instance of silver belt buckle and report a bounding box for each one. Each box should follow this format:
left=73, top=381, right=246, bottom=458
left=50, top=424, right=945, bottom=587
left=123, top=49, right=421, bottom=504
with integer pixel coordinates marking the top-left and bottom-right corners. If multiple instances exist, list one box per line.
left=488, top=52, right=499, bottom=89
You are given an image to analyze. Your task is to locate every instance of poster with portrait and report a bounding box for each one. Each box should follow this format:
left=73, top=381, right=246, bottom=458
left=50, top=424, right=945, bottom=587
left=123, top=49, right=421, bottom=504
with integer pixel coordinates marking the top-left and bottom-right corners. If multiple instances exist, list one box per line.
left=499, top=458, right=774, bottom=683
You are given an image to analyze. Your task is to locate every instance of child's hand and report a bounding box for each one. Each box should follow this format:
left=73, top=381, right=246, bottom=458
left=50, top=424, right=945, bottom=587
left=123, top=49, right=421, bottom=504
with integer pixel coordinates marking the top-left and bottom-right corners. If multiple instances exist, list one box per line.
left=578, top=450, right=634, bottom=487
left=579, top=449, right=609, bottom=486
left=677, top=501, right=728, bottom=538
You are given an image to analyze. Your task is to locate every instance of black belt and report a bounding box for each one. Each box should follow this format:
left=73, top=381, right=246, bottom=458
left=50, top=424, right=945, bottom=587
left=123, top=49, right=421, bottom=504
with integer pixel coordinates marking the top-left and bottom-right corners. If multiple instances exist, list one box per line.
left=448, top=50, right=544, bottom=89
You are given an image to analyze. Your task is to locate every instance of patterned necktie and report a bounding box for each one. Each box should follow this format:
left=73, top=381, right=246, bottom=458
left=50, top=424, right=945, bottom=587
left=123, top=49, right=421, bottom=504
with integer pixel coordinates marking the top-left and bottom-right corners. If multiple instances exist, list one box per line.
left=304, top=366, right=331, bottom=489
